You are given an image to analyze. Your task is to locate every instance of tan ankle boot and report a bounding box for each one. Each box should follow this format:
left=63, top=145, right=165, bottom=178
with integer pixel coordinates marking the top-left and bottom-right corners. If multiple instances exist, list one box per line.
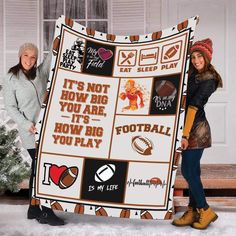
left=172, top=207, right=198, bottom=227
left=192, top=207, right=218, bottom=230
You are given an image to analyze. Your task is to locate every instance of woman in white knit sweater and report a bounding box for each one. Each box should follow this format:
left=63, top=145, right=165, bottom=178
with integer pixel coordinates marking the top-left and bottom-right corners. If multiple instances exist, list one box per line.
left=3, top=43, right=64, bottom=226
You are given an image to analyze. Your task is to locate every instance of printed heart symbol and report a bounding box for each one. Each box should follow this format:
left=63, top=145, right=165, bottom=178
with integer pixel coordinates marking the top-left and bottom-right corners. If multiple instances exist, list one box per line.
left=49, top=165, right=67, bottom=186
left=98, top=48, right=113, bottom=61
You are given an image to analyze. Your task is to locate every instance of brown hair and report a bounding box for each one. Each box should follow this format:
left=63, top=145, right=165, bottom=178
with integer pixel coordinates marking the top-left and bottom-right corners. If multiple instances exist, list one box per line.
left=189, top=51, right=223, bottom=88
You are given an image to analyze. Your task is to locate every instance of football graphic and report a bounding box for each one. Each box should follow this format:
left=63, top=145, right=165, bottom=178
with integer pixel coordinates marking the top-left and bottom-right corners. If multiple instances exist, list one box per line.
left=106, top=34, right=116, bottom=42
left=140, top=210, right=153, bottom=219
left=65, top=17, right=74, bottom=28
left=52, top=36, right=60, bottom=56
left=181, top=95, right=187, bottom=109
left=95, top=206, right=108, bottom=216
left=42, top=90, right=50, bottom=109
left=74, top=204, right=85, bottom=214
left=155, top=80, right=176, bottom=97
left=152, top=31, right=162, bottom=40
left=132, top=136, right=153, bottom=156
left=120, top=209, right=130, bottom=218
left=86, top=27, right=95, bottom=37
left=50, top=200, right=63, bottom=211
left=177, top=20, right=188, bottom=32
left=164, top=209, right=173, bottom=219
left=129, top=35, right=139, bottom=42
left=173, top=147, right=182, bottom=170
left=150, top=177, right=162, bottom=185
left=43, top=90, right=50, bottom=105
left=164, top=44, right=179, bottom=60
left=59, top=166, right=79, bottom=189
left=94, top=164, right=116, bottom=182
left=31, top=197, right=40, bottom=206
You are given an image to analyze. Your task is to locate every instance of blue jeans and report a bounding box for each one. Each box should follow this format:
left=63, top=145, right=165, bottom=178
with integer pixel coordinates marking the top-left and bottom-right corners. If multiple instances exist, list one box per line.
left=181, top=149, right=208, bottom=209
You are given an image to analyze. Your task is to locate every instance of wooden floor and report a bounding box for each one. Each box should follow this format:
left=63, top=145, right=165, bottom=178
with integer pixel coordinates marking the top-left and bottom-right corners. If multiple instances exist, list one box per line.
left=174, top=164, right=236, bottom=207
left=175, top=164, right=236, bottom=189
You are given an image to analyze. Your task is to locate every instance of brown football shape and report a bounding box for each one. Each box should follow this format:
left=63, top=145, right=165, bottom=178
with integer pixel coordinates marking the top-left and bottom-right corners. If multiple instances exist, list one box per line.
left=59, top=166, right=78, bottom=189
left=95, top=207, right=108, bottom=217
left=164, top=44, right=179, bottom=60
left=74, top=204, right=85, bottom=214
left=86, top=27, right=95, bottom=37
left=181, top=94, right=187, bottom=110
left=164, top=209, right=173, bottom=219
left=120, top=209, right=130, bottom=218
left=140, top=210, right=153, bottom=219
left=155, top=80, right=176, bottom=97
left=132, top=136, right=153, bottom=156
left=50, top=200, right=63, bottom=211
left=152, top=31, right=162, bottom=40
left=43, top=90, right=50, bottom=106
left=42, top=90, right=50, bottom=109
left=52, top=36, right=60, bottom=56
left=65, top=17, right=74, bottom=28
left=129, top=35, right=139, bottom=42
left=30, top=197, right=40, bottom=206
left=173, top=148, right=182, bottom=170
left=150, top=177, right=162, bottom=185
left=177, top=20, right=188, bottom=32
left=106, top=34, right=116, bottom=42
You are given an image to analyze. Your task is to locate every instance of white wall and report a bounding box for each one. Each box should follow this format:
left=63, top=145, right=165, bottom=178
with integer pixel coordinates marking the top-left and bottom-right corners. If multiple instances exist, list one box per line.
left=162, top=0, right=236, bottom=164
left=1, top=0, right=39, bottom=76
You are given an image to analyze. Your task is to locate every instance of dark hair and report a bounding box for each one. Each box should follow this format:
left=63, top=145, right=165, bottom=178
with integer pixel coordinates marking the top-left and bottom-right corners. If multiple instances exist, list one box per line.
left=189, top=51, right=223, bottom=88
left=8, top=60, right=37, bottom=80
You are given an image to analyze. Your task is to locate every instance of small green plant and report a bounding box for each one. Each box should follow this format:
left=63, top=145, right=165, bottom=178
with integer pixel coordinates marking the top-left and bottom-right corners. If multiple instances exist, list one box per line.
left=0, top=125, right=30, bottom=193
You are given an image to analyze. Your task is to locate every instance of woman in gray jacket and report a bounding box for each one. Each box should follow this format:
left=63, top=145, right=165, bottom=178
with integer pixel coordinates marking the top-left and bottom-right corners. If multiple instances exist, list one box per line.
left=3, top=43, right=64, bottom=226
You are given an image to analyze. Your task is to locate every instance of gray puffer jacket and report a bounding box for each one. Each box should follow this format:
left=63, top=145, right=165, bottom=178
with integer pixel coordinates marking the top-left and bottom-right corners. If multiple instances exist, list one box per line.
left=3, top=53, right=51, bottom=149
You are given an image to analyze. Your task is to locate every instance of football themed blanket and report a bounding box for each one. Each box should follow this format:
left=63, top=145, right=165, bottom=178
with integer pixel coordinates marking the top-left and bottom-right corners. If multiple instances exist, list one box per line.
left=34, top=16, right=198, bottom=220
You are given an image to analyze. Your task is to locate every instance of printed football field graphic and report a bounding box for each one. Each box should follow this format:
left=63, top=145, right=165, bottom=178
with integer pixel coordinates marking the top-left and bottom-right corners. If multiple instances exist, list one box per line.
left=34, top=15, right=198, bottom=219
